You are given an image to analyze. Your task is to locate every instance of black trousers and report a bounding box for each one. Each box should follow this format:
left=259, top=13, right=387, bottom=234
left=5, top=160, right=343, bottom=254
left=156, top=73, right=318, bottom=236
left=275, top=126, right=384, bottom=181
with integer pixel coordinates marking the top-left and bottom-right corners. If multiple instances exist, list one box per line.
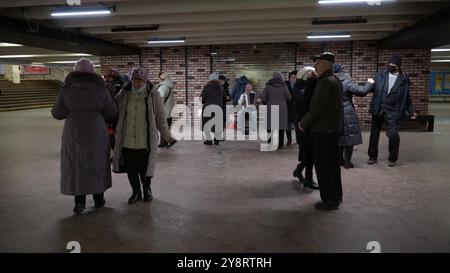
left=368, top=114, right=400, bottom=162
left=285, top=121, right=293, bottom=143
left=296, top=125, right=314, bottom=181
left=122, top=148, right=151, bottom=194
left=339, top=146, right=354, bottom=163
left=75, top=193, right=104, bottom=204
left=313, top=133, right=342, bottom=203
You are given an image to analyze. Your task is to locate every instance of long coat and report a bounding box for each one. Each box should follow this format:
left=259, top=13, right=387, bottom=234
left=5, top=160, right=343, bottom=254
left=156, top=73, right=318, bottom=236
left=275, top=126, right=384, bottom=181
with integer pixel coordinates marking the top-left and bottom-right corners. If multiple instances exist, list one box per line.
left=335, top=72, right=372, bottom=146
left=201, top=80, right=225, bottom=131
left=156, top=77, right=174, bottom=118
left=112, top=82, right=172, bottom=177
left=262, top=78, right=292, bottom=130
left=285, top=80, right=296, bottom=123
left=51, top=71, right=117, bottom=196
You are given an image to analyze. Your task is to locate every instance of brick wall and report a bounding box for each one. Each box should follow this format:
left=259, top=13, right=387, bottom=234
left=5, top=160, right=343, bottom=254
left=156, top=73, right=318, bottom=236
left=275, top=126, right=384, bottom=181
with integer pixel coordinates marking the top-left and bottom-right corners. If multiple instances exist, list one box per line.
left=100, top=41, right=431, bottom=130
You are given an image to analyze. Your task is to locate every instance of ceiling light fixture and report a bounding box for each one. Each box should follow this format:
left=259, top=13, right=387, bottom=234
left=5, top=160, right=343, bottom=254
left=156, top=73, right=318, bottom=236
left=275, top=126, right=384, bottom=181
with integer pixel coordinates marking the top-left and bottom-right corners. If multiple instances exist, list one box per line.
left=318, top=0, right=394, bottom=4
left=0, top=42, right=23, bottom=47
left=431, top=49, right=450, bottom=52
left=0, top=53, right=92, bottom=58
left=431, top=60, right=450, bottom=63
left=307, top=34, right=352, bottom=39
left=51, top=7, right=113, bottom=17
left=148, top=38, right=185, bottom=44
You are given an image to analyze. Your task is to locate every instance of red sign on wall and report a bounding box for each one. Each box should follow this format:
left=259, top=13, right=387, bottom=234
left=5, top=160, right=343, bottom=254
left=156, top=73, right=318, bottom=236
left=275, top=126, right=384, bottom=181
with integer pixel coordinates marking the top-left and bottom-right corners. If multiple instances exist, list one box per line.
left=20, top=65, right=50, bottom=75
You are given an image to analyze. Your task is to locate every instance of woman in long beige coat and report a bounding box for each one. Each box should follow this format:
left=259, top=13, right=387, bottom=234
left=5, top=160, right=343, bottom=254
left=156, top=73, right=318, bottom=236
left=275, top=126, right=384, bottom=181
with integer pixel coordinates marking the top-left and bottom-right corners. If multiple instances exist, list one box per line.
left=112, top=68, right=176, bottom=204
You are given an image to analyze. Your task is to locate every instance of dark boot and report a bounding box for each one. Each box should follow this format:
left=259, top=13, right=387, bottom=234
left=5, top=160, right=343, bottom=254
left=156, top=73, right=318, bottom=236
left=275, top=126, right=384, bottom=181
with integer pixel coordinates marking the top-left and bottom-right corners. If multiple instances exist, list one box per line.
left=73, top=196, right=86, bottom=215
left=128, top=189, right=142, bottom=204
left=343, top=146, right=354, bottom=169
left=142, top=179, right=153, bottom=202
left=93, top=193, right=105, bottom=208
left=293, top=163, right=305, bottom=184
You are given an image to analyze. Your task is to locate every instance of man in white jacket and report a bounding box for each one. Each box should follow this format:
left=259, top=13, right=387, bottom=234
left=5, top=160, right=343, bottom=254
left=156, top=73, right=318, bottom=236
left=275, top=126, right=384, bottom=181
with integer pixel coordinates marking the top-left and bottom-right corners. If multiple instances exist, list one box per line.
left=157, top=72, right=175, bottom=147
left=237, top=83, right=259, bottom=134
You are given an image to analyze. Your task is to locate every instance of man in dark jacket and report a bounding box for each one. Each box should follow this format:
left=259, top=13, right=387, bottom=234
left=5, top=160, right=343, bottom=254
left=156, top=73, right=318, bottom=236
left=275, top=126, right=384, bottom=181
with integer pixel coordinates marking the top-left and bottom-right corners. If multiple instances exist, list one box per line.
left=299, top=52, right=343, bottom=210
left=367, top=56, right=417, bottom=167
left=201, top=73, right=225, bottom=145
left=285, top=70, right=298, bottom=146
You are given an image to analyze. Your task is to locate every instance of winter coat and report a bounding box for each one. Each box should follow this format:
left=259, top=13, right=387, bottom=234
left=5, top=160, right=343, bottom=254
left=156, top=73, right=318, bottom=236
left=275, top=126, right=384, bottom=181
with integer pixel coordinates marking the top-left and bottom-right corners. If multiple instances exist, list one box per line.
left=300, top=70, right=343, bottom=134
left=105, top=75, right=126, bottom=128
left=112, top=81, right=172, bottom=177
left=335, top=72, right=372, bottom=146
left=285, top=80, right=297, bottom=123
left=201, top=80, right=225, bottom=130
left=51, top=71, right=118, bottom=196
left=262, top=78, right=292, bottom=130
left=230, top=76, right=251, bottom=106
left=157, top=77, right=174, bottom=118
left=369, top=70, right=416, bottom=121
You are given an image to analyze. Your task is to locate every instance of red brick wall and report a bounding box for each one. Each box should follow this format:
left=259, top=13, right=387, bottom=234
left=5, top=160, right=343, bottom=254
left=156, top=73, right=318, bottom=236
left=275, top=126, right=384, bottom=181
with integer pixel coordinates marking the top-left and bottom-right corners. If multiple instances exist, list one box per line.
left=100, top=41, right=431, bottom=130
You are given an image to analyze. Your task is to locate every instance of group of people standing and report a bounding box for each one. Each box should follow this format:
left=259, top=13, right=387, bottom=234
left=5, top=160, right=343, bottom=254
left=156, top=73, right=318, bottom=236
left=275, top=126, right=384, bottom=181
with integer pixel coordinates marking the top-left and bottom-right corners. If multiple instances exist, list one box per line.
left=52, top=59, right=176, bottom=215
left=52, top=49, right=417, bottom=214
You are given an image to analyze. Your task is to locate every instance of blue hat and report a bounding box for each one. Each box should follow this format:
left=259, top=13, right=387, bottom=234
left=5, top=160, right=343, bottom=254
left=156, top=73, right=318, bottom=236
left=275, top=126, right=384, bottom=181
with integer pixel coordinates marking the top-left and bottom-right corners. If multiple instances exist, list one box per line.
left=389, top=55, right=402, bottom=67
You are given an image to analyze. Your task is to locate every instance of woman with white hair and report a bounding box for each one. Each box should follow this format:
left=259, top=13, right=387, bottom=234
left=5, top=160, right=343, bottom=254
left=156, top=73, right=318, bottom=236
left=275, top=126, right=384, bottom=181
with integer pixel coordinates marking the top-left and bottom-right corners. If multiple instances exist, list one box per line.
left=51, top=58, right=118, bottom=215
left=261, top=71, right=292, bottom=149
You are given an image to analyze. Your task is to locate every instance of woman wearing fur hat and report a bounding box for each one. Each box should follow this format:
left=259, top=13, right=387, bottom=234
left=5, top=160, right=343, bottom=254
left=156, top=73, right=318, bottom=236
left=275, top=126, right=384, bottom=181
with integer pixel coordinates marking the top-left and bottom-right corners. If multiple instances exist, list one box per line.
left=112, top=68, right=177, bottom=204
left=156, top=72, right=175, bottom=147
left=51, top=58, right=118, bottom=215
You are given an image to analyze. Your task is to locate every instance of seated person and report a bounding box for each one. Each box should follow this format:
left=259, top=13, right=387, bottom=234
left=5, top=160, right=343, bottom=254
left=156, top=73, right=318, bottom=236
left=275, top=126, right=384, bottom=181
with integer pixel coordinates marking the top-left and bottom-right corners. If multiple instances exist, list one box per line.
left=237, top=83, right=259, bottom=134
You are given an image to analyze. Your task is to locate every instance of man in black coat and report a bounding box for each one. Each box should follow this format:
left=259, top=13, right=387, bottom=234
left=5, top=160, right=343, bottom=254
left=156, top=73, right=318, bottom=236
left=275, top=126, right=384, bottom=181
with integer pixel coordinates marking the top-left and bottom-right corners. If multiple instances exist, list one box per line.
left=285, top=71, right=298, bottom=146
left=299, top=52, right=343, bottom=210
left=367, top=56, right=417, bottom=167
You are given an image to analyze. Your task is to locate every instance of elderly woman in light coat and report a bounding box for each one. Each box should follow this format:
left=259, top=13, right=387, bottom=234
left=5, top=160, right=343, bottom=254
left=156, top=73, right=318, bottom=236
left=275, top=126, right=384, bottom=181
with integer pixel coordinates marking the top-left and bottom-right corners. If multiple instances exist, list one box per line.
left=112, top=68, right=176, bottom=204
left=156, top=72, right=175, bottom=147
left=51, top=58, right=118, bottom=215
left=262, top=71, right=292, bottom=149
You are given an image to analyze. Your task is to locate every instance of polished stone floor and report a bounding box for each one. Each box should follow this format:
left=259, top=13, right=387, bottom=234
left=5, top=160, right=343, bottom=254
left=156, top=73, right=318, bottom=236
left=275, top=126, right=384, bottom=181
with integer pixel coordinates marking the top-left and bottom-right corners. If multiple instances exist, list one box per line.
left=0, top=103, right=449, bottom=253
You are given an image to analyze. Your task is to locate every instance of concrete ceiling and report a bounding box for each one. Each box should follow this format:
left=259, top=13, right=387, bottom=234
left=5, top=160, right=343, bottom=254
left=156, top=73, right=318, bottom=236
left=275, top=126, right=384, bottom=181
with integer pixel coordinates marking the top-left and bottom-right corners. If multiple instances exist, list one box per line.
left=0, top=0, right=448, bottom=47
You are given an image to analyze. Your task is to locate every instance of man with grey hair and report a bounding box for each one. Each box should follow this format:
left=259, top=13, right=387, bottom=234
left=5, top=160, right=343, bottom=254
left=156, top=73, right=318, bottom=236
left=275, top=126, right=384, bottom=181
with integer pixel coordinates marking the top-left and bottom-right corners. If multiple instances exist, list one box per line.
left=299, top=52, right=343, bottom=210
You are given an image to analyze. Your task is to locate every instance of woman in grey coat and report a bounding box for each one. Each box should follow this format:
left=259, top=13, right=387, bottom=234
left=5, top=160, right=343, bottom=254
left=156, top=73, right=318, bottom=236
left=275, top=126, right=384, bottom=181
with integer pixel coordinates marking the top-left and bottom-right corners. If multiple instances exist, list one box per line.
left=333, top=64, right=372, bottom=168
left=112, top=68, right=176, bottom=204
left=262, top=71, right=292, bottom=149
left=51, top=58, right=118, bottom=215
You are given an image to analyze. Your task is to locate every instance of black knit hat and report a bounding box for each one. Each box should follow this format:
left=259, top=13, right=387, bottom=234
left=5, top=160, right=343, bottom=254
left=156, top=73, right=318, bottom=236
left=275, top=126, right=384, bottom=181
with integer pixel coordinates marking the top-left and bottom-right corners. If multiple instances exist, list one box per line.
left=389, top=55, right=402, bottom=67
left=289, top=70, right=298, bottom=77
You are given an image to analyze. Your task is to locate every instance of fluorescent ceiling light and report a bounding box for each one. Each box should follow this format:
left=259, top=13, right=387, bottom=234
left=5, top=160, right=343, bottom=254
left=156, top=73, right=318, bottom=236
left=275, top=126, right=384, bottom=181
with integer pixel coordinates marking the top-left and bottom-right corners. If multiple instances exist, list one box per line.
left=307, top=34, right=352, bottom=39
left=319, top=0, right=394, bottom=4
left=0, top=53, right=92, bottom=58
left=148, top=39, right=185, bottom=44
left=431, top=49, right=450, bottom=52
left=0, top=42, right=23, bottom=47
left=51, top=8, right=111, bottom=17
left=431, top=60, right=450, bottom=63
left=48, top=61, right=99, bottom=64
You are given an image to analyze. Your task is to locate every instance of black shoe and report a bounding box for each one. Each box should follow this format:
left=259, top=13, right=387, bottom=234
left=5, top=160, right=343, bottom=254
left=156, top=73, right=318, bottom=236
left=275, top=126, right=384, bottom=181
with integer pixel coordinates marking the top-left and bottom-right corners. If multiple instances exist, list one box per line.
left=167, top=138, right=177, bottom=148
left=388, top=161, right=397, bottom=167
left=143, top=186, right=153, bottom=202
left=293, top=164, right=305, bottom=184
left=367, top=158, right=377, bottom=165
left=73, top=203, right=85, bottom=215
left=214, top=139, right=220, bottom=145
left=304, top=179, right=319, bottom=190
left=94, top=199, right=106, bottom=208
left=343, top=162, right=354, bottom=169
left=128, top=192, right=142, bottom=204
left=158, top=142, right=168, bottom=148
left=315, top=201, right=339, bottom=211
left=203, top=140, right=213, bottom=145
